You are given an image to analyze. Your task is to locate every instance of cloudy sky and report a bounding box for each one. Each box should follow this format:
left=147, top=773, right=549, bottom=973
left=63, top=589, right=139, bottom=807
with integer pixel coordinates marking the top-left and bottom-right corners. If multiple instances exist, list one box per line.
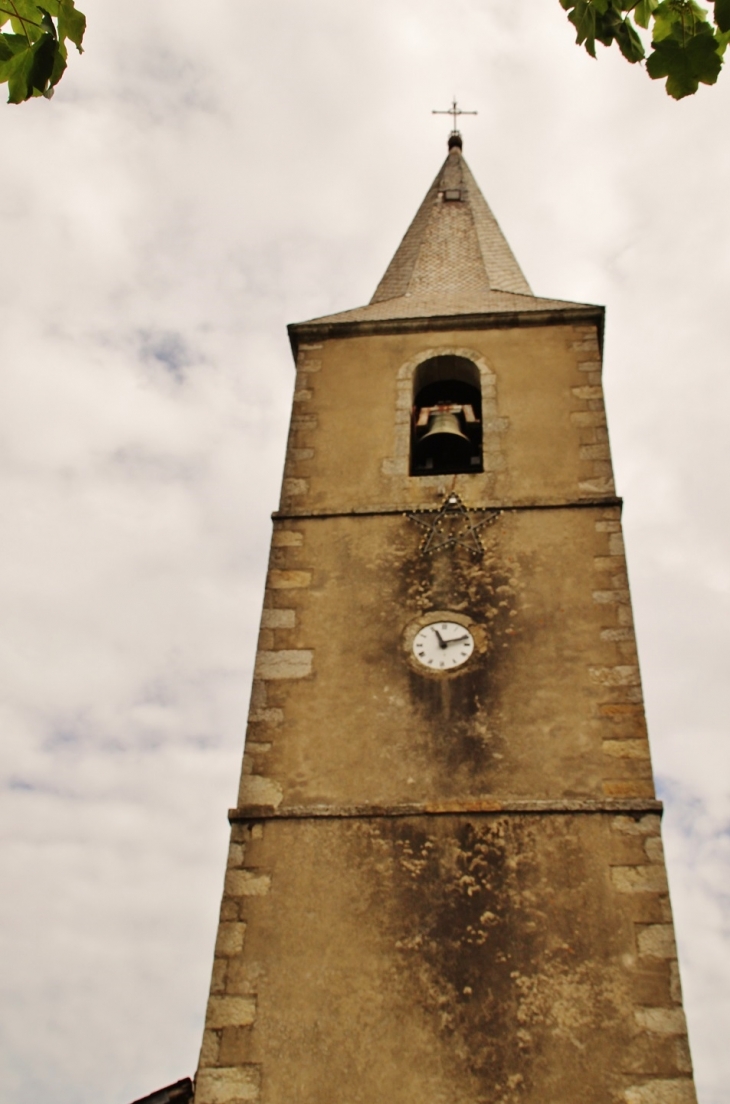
left=0, top=2, right=728, bottom=1102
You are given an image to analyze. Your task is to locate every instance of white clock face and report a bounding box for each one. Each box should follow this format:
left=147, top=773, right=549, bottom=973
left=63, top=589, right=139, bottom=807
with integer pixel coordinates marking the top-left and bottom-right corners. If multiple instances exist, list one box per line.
left=412, top=621, right=475, bottom=671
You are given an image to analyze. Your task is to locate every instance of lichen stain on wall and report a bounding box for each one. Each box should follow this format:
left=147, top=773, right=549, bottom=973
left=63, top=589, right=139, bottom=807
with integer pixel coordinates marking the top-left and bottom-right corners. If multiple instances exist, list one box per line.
left=351, top=813, right=633, bottom=1104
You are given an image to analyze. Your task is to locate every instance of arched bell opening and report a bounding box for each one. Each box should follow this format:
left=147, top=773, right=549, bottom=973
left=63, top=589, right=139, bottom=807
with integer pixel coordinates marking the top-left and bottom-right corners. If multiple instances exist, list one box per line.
left=410, top=355, right=483, bottom=476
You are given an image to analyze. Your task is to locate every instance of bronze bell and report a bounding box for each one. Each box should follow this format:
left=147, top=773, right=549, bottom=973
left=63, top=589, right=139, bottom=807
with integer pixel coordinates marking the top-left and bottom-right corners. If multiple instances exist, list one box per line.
left=415, top=410, right=473, bottom=472
left=419, top=410, right=470, bottom=444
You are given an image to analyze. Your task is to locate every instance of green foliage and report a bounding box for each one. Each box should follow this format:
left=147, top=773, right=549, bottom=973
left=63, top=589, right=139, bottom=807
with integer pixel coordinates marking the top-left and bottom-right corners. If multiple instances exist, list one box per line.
left=0, top=0, right=85, bottom=103
left=560, top=0, right=728, bottom=96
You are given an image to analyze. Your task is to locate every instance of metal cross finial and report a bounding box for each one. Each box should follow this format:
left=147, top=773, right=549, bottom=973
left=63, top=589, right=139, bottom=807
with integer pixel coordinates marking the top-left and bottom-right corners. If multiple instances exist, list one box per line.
left=432, top=98, right=477, bottom=134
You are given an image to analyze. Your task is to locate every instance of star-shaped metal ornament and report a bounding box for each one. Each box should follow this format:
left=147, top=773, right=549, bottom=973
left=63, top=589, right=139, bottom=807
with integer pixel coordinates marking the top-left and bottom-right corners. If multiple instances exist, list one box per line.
left=406, top=493, right=500, bottom=556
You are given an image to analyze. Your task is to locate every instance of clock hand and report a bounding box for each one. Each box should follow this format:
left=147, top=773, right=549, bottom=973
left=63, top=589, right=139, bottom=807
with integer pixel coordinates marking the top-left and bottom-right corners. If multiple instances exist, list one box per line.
left=445, top=634, right=470, bottom=646
left=432, top=628, right=448, bottom=649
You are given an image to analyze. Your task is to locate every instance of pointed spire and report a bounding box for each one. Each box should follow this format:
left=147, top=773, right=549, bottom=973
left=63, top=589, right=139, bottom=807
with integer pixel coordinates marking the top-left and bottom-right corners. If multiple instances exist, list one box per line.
left=289, top=137, right=600, bottom=341
left=370, top=138, right=532, bottom=306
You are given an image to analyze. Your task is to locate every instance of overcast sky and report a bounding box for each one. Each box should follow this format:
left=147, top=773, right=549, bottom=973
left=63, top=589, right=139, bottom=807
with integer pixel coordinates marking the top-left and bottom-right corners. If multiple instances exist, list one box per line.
left=0, top=2, right=728, bottom=1102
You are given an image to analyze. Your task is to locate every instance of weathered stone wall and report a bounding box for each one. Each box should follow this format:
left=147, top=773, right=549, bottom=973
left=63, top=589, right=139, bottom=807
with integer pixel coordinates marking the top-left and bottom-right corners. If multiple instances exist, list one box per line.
left=197, top=812, right=693, bottom=1104
left=238, top=503, right=650, bottom=811
left=281, top=323, right=611, bottom=516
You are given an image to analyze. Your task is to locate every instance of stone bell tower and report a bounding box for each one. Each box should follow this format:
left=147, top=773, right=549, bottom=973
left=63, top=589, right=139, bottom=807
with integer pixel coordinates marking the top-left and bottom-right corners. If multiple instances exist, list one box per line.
left=193, top=133, right=698, bottom=1104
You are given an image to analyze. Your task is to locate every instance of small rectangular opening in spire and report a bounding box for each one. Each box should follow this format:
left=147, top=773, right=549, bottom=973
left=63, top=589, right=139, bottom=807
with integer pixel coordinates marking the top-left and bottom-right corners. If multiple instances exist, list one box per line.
left=443, top=189, right=461, bottom=202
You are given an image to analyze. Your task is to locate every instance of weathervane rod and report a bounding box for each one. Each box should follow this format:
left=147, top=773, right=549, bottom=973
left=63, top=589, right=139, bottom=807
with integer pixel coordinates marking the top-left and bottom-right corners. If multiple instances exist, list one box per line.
left=432, top=97, right=477, bottom=132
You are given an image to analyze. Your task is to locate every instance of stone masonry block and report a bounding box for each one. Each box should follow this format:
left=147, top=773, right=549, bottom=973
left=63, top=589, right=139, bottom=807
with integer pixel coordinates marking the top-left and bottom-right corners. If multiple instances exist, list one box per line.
left=211, top=959, right=228, bottom=994
left=675, top=1038, right=693, bottom=1073
left=261, top=608, right=296, bottom=629
left=609, top=532, right=626, bottom=555
left=590, top=666, right=641, bottom=686
left=612, top=686, right=644, bottom=704
left=579, top=477, right=615, bottom=495
left=612, top=866, right=669, bottom=894
left=254, top=650, right=313, bottom=680
left=227, top=843, right=245, bottom=868
left=601, top=629, right=635, bottom=642
left=593, top=589, right=631, bottom=605
left=215, top=923, right=247, bottom=957
left=219, top=900, right=238, bottom=922
left=635, top=1007, right=687, bottom=1036
left=670, top=962, right=683, bottom=1003
left=612, top=814, right=662, bottom=836
left=247, top=708, right=284, bottom=726
left=206, top=997, right=257, bottom=1030
left=199, top=1029, right=221, bottom=1068
left=571, top=411, right=607, bottom=427
left=580, top=444, right=611, bottom=460
left=638, top=925, right=677, bottom=960
left=572, top=385, right=603, bottom=400
left=218, top=1026, right=258, bottom=1066
left=603, top=740, right=650, bottom=760
left=238, top=774, right=283, bottom=808
left=268, top=570, right=311, bottom=589
left=624, top=1079, right=697, bottom=1104
left=628, top=964, right=675, bottom=1010
left=225, top=870, right=272, bottom=898
left=645, top=836, right=665, bottom=863
left=282, top=478, right=308, bottom=497
left=272, top=531, right=303, bottom=547
left=609, top=835, right=654, bottom=865
left=603, top=780, right=655, bottom=799
left=594, top=556, right=622, bottom=573
left=195, top=1065, right=261, bottom=1104
left=601, top=757, right=652, bottom=781
left=600, top=703, right=645, bottom=722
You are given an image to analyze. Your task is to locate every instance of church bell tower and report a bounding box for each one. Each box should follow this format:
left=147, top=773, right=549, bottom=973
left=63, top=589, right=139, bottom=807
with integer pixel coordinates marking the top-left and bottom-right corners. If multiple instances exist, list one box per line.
left=193, top=132, right=698, bottom=1104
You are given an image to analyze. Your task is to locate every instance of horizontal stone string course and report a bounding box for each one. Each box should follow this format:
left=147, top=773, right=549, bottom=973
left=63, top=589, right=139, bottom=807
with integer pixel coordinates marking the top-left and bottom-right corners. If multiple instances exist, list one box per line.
left=272, top=497, right=623, bottom=521
left=228, top=798, right=663, bottom=822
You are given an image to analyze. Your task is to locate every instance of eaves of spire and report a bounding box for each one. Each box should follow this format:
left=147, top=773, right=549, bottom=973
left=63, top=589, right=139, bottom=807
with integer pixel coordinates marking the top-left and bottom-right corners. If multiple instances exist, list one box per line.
left=290, top=136, right=600, bottom=340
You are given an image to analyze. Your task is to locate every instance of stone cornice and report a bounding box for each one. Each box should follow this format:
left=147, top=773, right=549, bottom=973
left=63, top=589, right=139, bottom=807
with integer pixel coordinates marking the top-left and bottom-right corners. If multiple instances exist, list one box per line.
left=287, top=304, right=605, bottom=360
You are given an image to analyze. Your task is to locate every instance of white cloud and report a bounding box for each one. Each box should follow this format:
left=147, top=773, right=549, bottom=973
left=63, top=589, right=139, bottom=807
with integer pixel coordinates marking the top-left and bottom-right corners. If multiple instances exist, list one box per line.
left=0, top=1, right=728, bottom=1101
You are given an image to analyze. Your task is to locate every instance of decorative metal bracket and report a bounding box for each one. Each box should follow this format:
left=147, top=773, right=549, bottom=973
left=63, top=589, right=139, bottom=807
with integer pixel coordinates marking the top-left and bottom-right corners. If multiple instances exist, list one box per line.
left=406, top=492, right=500, bottom=556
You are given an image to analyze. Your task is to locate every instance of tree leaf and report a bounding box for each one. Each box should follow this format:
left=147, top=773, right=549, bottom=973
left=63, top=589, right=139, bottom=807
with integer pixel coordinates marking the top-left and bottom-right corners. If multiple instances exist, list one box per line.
left=57, top=0, right=84, bottom=50
left=715, top=0, right=730, bottom=31
left=27, top=30, right=55, bottom=91
left=568, top=0, right=599, bottom=56
left=647, top=24, right=723, bottom=96
left=615, top=15, right=647, bottom=58
left=634, top=0, right=659, bottom=27
left=37, top=7, right=56, bottom=38
left=0, top=0, right=83, bottom=100
left=3, top=39, right=36, bottom=101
